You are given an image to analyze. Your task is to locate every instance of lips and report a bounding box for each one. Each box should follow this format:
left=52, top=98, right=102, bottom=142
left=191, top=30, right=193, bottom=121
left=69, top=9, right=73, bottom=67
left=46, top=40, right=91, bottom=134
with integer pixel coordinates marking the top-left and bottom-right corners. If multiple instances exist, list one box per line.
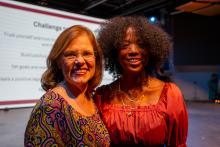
left=72, top=68, right=88, bottom=76
left=126, top=58, right=142, bottom=65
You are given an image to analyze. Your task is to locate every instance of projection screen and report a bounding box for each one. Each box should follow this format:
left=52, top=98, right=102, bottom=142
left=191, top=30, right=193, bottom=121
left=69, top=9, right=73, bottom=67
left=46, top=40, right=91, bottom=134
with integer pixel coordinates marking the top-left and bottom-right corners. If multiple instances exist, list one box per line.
left=0, top=0, right=113, bottom=109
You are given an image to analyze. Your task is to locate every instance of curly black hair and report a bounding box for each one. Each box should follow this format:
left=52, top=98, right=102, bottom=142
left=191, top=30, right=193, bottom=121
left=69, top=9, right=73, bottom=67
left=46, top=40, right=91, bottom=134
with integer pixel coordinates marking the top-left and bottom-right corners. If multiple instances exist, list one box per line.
left=98, top=16, right=172, bottom=79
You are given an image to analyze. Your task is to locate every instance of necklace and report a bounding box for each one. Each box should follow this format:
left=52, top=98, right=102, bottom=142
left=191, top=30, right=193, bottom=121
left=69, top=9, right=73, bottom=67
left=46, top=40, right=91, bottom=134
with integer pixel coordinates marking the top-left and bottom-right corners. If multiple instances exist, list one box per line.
left=120, top=96, right=134, bottom=117
left=119, top=79, right=146, bottom=104
left=118, top=79, right=147, bottom=117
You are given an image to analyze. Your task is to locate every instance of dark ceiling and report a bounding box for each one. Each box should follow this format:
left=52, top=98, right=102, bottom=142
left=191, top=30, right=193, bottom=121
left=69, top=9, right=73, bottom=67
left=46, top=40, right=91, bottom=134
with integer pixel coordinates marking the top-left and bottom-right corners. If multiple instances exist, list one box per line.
left=13, top=0, right=220, bottom=33
left=14, top=0, right=198, bottom=19
left=10, top=0, right=220, bottom=67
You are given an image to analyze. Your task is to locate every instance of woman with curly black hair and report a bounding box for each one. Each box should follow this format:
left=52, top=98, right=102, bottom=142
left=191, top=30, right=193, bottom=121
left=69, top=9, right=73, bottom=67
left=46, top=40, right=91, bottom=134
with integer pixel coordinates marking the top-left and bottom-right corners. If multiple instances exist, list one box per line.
left=95, top=16, right=188, bottom=146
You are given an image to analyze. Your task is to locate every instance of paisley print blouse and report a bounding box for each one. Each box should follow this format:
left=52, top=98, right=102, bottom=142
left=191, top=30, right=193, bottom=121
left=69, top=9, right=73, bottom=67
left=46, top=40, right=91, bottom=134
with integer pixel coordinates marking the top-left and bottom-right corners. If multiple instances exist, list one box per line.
left=24, top=90, right=110, bottom=147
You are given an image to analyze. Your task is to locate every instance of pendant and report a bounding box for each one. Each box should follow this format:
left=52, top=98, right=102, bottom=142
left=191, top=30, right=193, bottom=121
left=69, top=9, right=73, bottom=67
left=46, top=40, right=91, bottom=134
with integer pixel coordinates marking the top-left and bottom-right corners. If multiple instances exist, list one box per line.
left=127, top=111, right=133, bottom=117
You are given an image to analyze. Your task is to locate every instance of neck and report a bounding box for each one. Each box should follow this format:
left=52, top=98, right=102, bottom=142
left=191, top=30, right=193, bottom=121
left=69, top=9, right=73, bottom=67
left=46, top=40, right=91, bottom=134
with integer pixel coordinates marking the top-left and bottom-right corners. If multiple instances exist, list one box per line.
left=121, top=72, right=148, bottom=88
left=58, top=81, right=95, bottom=116
left=60, top=81, right=89, bottom=100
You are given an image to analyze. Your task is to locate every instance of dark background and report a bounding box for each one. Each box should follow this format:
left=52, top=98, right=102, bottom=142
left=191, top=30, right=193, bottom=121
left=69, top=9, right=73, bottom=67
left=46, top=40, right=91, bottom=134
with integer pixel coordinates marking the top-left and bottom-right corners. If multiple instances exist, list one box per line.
left=172, top=13, right=220, bottom=65
left=14, top=0, right=220, bottom=66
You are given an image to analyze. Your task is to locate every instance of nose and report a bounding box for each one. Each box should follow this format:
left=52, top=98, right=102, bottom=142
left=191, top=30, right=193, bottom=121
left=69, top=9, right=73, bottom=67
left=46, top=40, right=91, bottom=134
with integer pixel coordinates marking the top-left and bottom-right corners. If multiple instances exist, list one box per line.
left=128, top=44, right=140, bottom=55
left=74, top=55, right=85, bottom=66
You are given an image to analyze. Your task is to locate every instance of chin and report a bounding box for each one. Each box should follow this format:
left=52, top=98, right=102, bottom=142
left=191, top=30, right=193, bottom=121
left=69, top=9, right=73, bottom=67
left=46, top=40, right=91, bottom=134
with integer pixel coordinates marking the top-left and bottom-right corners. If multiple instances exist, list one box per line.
left=70, top=76, right=89, bottom=84
left=124, top=67, right=143, bottom=74
left=124, top=71, right=142, bottom=76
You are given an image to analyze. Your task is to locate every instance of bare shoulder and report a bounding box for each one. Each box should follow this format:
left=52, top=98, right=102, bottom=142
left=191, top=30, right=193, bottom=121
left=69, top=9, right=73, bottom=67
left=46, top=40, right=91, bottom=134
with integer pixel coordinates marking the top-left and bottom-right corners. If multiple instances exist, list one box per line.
left=146, top=76, right=165, bottom=91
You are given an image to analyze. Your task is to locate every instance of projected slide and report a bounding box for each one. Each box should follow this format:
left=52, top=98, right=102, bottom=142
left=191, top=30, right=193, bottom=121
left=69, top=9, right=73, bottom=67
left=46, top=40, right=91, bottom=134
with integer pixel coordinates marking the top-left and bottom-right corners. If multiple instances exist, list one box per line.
left=0, top=0, right=112, bottom=108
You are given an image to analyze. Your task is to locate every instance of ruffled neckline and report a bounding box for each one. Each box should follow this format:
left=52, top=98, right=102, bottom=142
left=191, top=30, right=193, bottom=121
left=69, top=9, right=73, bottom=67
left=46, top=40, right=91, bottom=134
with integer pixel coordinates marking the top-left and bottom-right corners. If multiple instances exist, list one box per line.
left=101, top=83, right=168, bottom=111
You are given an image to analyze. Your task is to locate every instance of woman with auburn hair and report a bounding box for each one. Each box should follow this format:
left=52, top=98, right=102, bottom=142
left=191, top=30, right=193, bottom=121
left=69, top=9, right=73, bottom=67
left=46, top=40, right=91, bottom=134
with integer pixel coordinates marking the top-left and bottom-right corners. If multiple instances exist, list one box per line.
left=25, top=25, right=110, bottom=146
left=95, top=16, right=188, bottom=146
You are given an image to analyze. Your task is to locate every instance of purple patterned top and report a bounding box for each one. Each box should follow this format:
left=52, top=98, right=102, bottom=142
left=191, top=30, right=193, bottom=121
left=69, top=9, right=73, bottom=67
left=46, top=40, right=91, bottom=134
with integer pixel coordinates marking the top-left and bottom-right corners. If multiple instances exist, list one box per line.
left=25, top=90, right=110, bottom=147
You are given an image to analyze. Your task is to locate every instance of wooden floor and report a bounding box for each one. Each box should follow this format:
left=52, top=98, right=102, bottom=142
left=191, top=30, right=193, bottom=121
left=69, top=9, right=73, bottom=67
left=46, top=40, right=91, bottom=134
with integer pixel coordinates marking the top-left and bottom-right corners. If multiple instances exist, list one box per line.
left=0, top=101, right=220, bottom=147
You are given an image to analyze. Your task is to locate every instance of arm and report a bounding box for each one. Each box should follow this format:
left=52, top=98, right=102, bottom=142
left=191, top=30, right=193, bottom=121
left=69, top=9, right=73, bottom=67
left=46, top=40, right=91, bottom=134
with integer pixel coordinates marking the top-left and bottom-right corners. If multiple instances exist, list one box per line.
left=24, top=101, right=65, bottom=147
left=166, top=83, right=188, bottom=147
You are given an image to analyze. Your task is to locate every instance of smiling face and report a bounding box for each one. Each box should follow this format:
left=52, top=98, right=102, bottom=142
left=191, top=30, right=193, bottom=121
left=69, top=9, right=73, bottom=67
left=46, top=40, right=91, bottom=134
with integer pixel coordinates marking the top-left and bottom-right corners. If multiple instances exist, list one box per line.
left=118, top=27, right=148, bottom=75
left=58, top=33, right=95, bottom=89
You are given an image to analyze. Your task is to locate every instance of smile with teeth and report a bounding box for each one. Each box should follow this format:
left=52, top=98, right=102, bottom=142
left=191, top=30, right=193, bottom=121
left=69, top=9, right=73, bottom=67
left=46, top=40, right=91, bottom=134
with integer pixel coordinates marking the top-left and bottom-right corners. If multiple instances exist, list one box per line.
left=127, top=58, right=142, bottom=63
left=72, top=69, right=88, bottom=75
left=125, top=58, right=143, bottom=66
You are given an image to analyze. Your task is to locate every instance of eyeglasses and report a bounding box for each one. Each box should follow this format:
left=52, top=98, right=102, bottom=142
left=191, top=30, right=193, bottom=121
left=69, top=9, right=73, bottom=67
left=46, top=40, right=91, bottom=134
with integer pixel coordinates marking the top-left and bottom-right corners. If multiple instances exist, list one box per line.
left=62, top=50, right=96, bottom=62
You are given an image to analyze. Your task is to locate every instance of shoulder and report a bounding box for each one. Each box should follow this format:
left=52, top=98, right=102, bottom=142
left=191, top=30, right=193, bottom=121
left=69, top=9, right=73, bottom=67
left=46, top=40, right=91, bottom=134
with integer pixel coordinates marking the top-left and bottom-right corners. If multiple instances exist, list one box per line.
left=31, top=90, right=65, bottom=115
left=94, top=80, right=118, bottom=105
left=96, top=80, right=118, bottom=96
left=25, top=91, right=70, bottom=146
left=27, top=91, right=72, bottom=129
left=165, top=82, right=187, bottom=112
left=149, top=77, right=165, bottom=88
left=42, top=90, right=65, bottom=106
left=166, top=82, right=183, bottom=99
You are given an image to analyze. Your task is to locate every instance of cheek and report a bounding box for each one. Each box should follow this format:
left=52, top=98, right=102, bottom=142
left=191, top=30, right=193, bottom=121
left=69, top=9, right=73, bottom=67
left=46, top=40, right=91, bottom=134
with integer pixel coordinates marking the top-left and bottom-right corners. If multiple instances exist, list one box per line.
left=89, top=59, right=95, bottom=66
left=119, top=50, right=126, bottom=57
left=86, top=59, right=96, bottom=75
left=60, top=61, right=72, bottom=74
left=88, top=61, right=96, bottom=79
left=118, top=51, right=126, bottom=62
left=90, top=60, right=96, bottom=72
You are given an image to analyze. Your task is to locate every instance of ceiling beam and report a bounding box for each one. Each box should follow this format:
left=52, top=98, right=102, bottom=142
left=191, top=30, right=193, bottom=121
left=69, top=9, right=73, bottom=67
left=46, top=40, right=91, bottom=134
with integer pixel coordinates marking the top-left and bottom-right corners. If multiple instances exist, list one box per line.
left=113, top=0, right=137, bottom=11
left=84, top=0, right=108, bottom=11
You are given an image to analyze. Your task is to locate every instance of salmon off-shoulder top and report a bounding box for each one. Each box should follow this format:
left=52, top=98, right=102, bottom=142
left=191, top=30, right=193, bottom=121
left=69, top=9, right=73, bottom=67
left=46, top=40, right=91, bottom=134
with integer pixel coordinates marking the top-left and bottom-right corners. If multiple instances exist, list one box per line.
left=95, top=82, right=188, bottom=147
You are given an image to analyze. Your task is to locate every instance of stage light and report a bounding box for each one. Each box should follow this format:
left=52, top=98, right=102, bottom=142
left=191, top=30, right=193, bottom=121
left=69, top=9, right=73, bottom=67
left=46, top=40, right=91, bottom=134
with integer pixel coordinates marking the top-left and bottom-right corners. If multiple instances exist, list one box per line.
left=149, top=16, right=157, bottom=24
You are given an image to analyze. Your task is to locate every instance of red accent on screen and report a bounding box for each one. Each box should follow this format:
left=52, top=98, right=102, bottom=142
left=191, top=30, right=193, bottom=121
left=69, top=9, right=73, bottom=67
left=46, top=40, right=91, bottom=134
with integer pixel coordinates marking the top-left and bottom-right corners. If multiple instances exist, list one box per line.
left=0, top=99, right=38, bottom=105
left=0, top=1, right=102, bottom=24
